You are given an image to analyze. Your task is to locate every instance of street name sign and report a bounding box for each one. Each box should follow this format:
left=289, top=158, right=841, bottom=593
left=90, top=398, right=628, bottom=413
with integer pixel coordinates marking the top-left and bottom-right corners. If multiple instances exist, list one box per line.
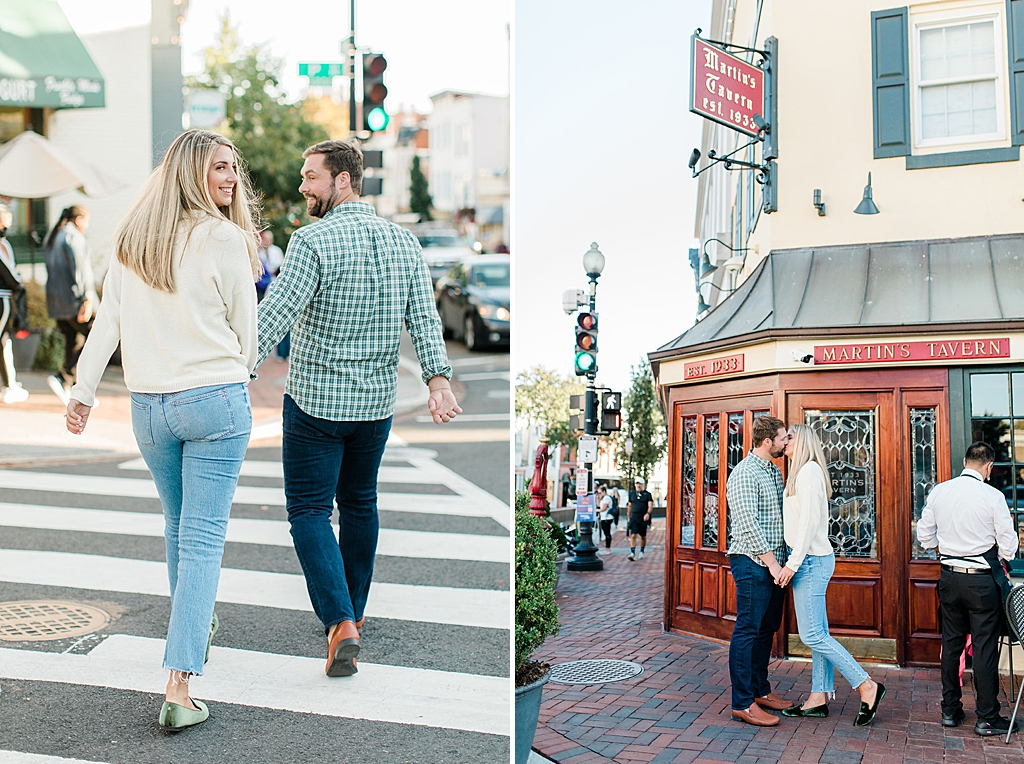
left=299, top=62, right=347, bottom=86
left=690, top=36, right=764, bottom=137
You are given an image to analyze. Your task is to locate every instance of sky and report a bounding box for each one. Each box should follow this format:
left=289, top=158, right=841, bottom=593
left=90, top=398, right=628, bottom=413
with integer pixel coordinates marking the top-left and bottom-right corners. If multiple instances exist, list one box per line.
left=514, top=0, right=713, bottom=394
left=59, top=0, right=510, bottom=113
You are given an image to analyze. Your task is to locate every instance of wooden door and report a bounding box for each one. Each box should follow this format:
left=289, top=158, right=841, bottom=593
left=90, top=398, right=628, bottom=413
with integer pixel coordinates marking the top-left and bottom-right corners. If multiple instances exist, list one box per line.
left=784, top=391, right=900, bottom=662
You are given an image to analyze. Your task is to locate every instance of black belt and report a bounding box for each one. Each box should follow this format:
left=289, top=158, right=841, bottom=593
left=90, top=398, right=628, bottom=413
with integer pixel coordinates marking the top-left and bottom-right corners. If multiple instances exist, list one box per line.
left=941, top=564, right=991, bottom=575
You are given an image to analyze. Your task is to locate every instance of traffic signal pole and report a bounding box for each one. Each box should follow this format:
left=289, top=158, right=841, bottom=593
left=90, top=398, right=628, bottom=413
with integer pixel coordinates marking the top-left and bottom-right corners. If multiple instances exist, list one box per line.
left=347, top=0, right=357, bottom=135
left=567, top=273, right=604, bottom=571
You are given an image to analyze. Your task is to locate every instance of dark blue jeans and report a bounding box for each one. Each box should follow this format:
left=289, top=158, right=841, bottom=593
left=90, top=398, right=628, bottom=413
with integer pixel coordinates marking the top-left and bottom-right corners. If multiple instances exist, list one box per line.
left=729, top=553, right=785, bottom=710
left=281, top=394, right=391, bottom=634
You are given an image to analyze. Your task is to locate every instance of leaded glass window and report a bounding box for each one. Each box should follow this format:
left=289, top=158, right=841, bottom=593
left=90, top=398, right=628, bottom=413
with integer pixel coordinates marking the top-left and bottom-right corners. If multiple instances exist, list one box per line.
left=806, top=410, right=878, bottom=559
left=681, top=415, right=697, bottom=546
left=910, top=408, right=938, bottom=560
left=702, top=416, right=721, bottom=548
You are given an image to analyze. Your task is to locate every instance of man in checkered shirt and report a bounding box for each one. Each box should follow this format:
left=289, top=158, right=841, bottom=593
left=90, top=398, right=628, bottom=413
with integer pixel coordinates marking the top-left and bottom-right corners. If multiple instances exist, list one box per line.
left=725, top=415, right=793, bottom=726
left=256, top=140, right=462, bottom=678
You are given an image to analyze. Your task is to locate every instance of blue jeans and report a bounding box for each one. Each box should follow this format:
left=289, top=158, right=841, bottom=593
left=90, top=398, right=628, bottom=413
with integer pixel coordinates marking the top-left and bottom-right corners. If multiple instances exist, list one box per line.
left=130, top=383, right=251, bottom=675
left=281, top=394, right=391, bottom=634
left=729, top=554, right=785, bottom=710
left=790, top=553, right=869, bottom=694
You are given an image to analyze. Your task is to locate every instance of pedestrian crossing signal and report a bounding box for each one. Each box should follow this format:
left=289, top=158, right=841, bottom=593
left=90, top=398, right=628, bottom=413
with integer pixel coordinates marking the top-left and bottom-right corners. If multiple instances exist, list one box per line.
left=600, top=391, right=622, bottom=432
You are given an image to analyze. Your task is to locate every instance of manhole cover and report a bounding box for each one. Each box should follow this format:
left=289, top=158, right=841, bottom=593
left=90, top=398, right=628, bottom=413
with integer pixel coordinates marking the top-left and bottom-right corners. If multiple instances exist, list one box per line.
left=0, top=600, right=110, bottom=642
left=548, top=659, right=644, bottom=685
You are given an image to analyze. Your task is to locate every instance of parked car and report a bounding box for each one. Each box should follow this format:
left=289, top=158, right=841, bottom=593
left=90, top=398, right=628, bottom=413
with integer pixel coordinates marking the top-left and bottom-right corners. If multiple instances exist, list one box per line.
left=415, top=229, right=477, bottom=283
left=434, top=254, right=510, bottom=350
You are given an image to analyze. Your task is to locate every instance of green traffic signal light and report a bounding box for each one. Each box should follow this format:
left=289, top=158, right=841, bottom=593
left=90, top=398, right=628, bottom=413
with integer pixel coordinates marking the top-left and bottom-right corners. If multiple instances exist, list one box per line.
left=366, top=106, right=389, bottom=132
left=574, top=350, right=596, bottom=375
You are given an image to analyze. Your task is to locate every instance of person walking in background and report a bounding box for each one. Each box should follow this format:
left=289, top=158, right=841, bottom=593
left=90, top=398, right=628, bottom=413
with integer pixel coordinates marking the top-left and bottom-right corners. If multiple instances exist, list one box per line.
left=775, top=424, right=885, bottom=725
left=44, top=204, right=96, bottom=404
left=0, top=203, right=29, bottom=404
left=917, top=441, right=1020, bottom=736
left=64, top=129, right=261, bottom=730
left=725, top=415, right=793, bottom=727
left=258, top=229, right=289, bottom=358
left=598, top=484, right=615, bottom=551
left=627, top=477, right=653, bottom=560
left=255, top=140, right=461, bottom=678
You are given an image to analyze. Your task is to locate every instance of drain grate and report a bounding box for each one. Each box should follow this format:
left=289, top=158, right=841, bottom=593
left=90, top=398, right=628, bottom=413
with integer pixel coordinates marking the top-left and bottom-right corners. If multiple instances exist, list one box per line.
left=548, top=659, right=644, bottom=685
left=0, top=600, right=110, bottom=642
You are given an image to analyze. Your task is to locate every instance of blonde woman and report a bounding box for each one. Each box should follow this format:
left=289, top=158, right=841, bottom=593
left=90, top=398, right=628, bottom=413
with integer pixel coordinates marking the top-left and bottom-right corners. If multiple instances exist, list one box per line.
left=775, top=424, right=886, bottom=726
left=64, top=130, right=261, bottom=730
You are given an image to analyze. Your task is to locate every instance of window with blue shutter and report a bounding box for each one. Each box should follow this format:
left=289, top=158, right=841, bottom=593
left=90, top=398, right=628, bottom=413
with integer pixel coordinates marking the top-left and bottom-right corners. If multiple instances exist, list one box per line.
left=872, top=7, right=912, bottom=158
left=1007, top=0, right=1024, bottom=144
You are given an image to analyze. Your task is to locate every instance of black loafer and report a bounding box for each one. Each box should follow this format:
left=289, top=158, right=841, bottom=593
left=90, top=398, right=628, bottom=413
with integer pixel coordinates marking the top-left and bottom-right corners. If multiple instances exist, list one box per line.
left=941, top=710, right=965, bottom=727
left=854, top=682, right=886, bottom=727
left=781, top=703, right=829, bottom=718
left=974, top=716, right=1020, bottom=736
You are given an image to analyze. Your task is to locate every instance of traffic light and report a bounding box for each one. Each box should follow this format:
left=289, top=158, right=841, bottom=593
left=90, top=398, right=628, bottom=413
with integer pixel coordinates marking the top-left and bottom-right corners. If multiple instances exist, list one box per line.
left=362, top=52, right=389, bottom=132
left=574, top=312, right=598, bottom=376
left=601, top=391, right=622, bottom=432
left=568, top=394, right=584, bottom=431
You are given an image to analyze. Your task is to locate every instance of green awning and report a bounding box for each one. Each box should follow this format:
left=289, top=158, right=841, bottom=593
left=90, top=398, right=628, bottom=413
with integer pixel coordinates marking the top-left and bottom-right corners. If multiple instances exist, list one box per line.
left=0, top=0, right=105, bottom=109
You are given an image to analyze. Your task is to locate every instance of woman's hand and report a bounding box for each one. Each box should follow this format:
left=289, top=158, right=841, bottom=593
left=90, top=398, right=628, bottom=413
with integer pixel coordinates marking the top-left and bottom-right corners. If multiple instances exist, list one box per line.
left=65, top=399, right=92, bottom=434
left=775, top=565, right=795, bottom=588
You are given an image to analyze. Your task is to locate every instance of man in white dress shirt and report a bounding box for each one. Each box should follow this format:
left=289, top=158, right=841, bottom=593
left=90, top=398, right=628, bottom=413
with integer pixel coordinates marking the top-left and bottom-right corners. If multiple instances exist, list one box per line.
left=917, top=441, right=1019, bottom=737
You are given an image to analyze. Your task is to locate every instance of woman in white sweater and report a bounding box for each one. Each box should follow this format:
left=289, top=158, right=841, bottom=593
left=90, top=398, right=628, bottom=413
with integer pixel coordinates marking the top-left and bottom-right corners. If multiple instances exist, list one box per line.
left=776, top=425, right=886, bottom=726
left=65, top=129, right=261, bottom=730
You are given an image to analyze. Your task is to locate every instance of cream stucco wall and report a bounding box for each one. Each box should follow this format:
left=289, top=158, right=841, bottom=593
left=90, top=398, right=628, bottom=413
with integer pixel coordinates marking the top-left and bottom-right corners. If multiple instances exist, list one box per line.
left=699, top=0, right=1024, bottom=289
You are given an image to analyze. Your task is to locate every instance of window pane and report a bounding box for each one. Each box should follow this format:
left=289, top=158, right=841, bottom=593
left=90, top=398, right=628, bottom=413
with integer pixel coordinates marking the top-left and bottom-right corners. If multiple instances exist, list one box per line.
left=681, top=416, right=697, bottom=547
left=1015, top=420, right=1024, bottom=463
left=911, top=408, right=939, bottom=559
left=1013, top=373, right=1024, bottom=416
left=990, top=464, right=1013, bottom=508
left=920, top=22, right=995, bottom=82
left=972, top=419, right=1012, bottom=462
left=1015, top=465, right=1024, bottom=511
left=970, top=21, right=996, bottom=74
left=920, top=28, right=945, bottom=79
left=972, top=373, right=1010, bottom=416
left=702, top=416, right=720, bottom=549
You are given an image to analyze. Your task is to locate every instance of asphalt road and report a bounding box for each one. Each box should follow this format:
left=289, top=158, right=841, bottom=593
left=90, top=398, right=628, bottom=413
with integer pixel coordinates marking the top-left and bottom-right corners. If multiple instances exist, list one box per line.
left=0, top=338, right=511, bottom=764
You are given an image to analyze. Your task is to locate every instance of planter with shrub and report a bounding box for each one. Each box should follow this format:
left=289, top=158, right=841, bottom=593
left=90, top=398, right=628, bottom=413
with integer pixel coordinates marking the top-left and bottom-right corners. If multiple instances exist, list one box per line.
left=515, top=506, right=560, bottom=764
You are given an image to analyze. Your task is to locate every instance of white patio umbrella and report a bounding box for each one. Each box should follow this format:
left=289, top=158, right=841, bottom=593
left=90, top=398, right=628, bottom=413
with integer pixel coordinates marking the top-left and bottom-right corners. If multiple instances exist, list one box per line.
left=0, top=129, right=126, bottom=199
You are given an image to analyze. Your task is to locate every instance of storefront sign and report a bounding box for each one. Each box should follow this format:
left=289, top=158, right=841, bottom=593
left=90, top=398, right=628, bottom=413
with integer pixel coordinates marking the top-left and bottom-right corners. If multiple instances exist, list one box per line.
left=814, top=338, right=1010, bottom=365
left=828, top=461, right=868, bottom=503
left=690, top=36, right=764, bottom=137
left=685, top=353, right=744, bottom=380
left=0, top=76, right=104, bottom=109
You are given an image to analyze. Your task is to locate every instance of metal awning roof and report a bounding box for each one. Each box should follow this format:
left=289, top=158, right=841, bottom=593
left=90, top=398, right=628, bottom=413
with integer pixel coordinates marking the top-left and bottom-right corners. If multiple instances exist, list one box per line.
left=652, top=234, right=1024, bottom=360
left=0, top=0, right=105, bottom=109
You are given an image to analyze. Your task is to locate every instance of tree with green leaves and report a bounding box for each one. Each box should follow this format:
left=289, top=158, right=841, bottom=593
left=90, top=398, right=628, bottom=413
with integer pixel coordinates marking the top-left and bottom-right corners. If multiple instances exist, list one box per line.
left=186, top=14, right=329, bottom=237
left=615, top=359, right=667, bottom=483
left=409, top=154, right=433, bottom=221
left=514, top=365, right=585, bottom=448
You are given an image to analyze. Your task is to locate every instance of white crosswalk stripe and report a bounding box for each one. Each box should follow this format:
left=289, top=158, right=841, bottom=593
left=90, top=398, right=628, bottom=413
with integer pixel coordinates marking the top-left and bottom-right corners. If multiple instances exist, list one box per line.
left=0, top=447, right=511, bottom=740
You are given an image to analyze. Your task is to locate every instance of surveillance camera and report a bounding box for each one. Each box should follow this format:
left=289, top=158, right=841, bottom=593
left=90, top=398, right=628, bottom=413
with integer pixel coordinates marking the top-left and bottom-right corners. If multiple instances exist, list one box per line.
left=687, top=148, right=701, bottom=170
left=790, top=350, right=814, bottom=364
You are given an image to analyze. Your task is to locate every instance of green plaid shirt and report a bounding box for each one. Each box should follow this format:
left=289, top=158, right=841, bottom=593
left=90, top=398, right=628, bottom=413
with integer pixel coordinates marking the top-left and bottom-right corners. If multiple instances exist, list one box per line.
left=725, top=451, right=786, bottom=565
left=256, top=202, right=452, bottom=421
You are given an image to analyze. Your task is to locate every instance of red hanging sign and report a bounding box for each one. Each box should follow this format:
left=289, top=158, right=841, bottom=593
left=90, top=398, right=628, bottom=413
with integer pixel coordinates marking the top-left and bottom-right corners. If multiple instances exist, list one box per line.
left=690, top=36, right=765, bottom=137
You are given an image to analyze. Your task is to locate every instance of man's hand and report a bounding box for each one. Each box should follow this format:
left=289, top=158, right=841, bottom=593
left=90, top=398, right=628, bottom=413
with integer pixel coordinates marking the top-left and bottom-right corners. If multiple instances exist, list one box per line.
left=427, top=383, right=462, bottom=424
left=775, top=566, right=795, bottom=588
left=77, top=299, right=93, bottom=323
left=65, top=399, right=91, bottom=435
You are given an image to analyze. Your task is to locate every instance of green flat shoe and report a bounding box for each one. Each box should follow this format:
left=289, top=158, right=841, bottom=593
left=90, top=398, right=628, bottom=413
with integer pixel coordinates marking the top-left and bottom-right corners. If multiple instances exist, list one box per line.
left=158, top=698, right=209, bottom=730
left=854, top=682, right=886, bottom=727
left=205, top=611, right=219, bottom=665
left=781, top=703, right=829, bottom=718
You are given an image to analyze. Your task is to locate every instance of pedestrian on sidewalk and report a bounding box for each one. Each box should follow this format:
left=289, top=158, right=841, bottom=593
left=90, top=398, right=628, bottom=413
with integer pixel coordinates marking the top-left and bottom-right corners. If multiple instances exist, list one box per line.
left=0, top=203, right=30, bottom=404
left=724, top=415, right=794, bottom=727
left=254, top=140, right=462, bottom=678
left=627, top=477, right=652, bottom=560
left=44, top=204, right=97, bottom=404
left=598, top=484, right=615, bottom=551
left=64, top=129, right=262, bottom=731
left=775, top=424, right=885, bottom=725
left=917, top=441, right=1020, bottom=736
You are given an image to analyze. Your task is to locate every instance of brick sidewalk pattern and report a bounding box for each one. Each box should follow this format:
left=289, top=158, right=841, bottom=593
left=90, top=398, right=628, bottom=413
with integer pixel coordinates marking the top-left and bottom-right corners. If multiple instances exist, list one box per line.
left=532, top=523, right=1024, bottom=764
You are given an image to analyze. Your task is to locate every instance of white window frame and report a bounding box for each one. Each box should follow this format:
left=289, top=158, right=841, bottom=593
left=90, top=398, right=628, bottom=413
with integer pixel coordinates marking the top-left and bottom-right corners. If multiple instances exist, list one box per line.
left=911, top=10, right=1006, bottom=150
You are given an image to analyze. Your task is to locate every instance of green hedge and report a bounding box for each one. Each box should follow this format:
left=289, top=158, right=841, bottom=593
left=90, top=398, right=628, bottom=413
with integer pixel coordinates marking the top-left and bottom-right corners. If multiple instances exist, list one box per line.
left=515, top=507, right=559, bottom=672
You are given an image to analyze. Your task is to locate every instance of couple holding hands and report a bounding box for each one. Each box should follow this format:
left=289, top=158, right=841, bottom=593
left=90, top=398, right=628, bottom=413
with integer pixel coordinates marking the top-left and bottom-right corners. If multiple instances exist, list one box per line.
left=726, top=416, right=885, bottom=728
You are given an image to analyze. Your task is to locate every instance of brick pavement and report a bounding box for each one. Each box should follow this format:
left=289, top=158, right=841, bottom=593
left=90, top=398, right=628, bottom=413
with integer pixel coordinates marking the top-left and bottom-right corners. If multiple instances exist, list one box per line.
left=532, top=522, right=1024, bottom=764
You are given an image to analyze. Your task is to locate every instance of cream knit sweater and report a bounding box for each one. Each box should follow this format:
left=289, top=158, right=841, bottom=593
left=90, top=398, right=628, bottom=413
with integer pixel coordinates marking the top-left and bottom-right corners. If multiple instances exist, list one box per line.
left=782, top=460, right=836, bottom=571
left=71, top=216, right=257, bottom=407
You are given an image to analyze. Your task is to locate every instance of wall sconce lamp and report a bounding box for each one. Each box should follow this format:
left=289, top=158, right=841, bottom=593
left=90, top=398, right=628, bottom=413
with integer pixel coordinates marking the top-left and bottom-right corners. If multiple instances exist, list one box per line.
left=813, top=189, right=826, bottom=216
left=696, top=281, right=736, bottom=315
left=854, top=173, right=880, bottom=215
left=699, top=237, right=749, bottom=279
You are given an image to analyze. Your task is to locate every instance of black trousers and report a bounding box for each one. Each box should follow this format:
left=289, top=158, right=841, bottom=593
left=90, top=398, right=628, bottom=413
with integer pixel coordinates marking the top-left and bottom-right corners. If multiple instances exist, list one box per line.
left=600, top=519, right=613, bottom=548
left=939, top=568, right=1003, bottom=721
left=56, top=318, right=91, bottom=381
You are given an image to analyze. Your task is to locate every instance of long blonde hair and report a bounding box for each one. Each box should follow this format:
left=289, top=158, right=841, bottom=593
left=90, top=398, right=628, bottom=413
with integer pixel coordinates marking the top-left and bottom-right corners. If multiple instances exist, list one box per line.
left=113, top=130, right=261, bottom=292
left=784, top=424, right=833, bottom=498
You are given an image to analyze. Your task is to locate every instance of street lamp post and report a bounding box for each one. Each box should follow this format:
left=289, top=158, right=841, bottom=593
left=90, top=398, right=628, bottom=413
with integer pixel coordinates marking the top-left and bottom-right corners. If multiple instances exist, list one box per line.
left=567, top=243, right=606, bottom=572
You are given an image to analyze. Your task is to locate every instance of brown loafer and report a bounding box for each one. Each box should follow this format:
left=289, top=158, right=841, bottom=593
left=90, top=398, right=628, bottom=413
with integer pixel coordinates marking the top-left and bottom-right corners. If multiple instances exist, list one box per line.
left=755, top=692, right=794, bottom=711
left=356, top=617, right=365, bottom=631
left=326, top=620, right=360, bottom=677
left=731, top=704, right=780, bottom=727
